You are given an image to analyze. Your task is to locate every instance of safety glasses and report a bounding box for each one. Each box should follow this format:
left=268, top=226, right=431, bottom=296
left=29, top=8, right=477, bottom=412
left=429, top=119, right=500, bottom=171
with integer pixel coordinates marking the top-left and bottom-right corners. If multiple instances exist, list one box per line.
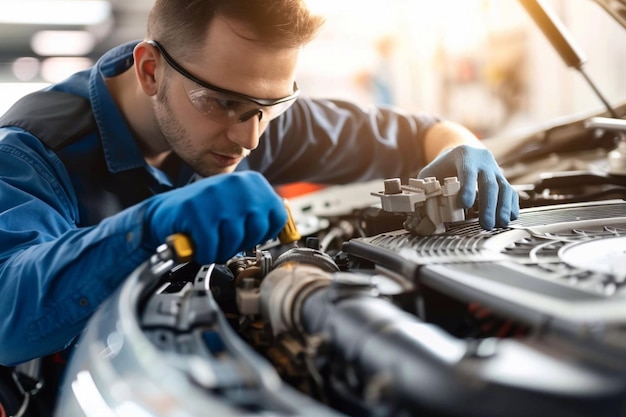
left=147, top=40, right=300, bottom=125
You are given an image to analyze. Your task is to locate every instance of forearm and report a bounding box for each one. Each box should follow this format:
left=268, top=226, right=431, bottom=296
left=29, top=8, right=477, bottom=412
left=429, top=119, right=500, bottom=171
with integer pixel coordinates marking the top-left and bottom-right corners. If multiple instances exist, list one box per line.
left=255, top=97, right=442, bottom=184
left=422, top=120, right=484, bottom=164
left=0, top=204, right=153, bottom=366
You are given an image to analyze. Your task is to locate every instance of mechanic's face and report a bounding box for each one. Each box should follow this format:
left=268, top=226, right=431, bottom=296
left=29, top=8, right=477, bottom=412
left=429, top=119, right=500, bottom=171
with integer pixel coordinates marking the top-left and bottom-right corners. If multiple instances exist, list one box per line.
left=153, top=18, right=301, bottom=177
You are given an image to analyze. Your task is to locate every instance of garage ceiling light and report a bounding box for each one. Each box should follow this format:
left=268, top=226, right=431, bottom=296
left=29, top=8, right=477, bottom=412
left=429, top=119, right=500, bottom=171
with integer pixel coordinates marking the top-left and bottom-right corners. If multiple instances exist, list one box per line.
left=1, top=0, right=112, bottom=26
left=40, top=57, right=93, bottom=83
left=31, top=30, right=96, bottom=56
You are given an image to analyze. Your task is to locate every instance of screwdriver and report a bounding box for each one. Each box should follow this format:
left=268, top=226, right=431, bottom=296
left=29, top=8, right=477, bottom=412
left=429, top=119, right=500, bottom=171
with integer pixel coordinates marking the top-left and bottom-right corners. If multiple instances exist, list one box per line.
left=160, top=199, right=302, bottom=263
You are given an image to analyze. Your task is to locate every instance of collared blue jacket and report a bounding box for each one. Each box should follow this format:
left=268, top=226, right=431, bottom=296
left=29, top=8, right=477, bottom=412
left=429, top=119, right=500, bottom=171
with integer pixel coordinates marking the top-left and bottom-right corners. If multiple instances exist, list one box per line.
left=0, top=41, right=439, bottom=365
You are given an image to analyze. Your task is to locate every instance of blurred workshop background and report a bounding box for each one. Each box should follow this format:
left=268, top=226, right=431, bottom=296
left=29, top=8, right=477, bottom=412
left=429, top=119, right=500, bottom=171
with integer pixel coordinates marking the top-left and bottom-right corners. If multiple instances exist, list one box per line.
left=1, top=0, right=625, bottom=141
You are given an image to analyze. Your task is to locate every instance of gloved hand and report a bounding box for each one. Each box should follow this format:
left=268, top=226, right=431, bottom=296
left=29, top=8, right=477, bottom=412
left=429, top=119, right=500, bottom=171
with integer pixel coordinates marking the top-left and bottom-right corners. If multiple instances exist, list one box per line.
left=143, top=171, right=287, bottom=264
left=418, top=144, right=519, bottom=230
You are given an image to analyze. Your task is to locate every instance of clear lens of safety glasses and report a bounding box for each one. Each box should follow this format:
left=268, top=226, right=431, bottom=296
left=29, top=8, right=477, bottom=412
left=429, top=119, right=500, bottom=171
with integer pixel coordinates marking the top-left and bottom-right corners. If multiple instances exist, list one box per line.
left=182, top=77, right=298, bottom=126
left=147, top=39, right=300, bottom=124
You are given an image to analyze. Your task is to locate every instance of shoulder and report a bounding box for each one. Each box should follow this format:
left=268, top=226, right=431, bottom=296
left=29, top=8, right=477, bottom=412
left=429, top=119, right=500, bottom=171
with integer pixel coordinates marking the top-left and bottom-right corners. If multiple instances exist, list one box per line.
left=0, top=127, right=65, bottom=176
left=0, top=90, right=95, bottom=151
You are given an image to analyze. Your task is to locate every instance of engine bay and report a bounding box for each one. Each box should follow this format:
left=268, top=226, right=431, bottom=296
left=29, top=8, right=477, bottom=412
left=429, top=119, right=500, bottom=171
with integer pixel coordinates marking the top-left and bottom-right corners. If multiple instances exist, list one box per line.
left=51, top=1, right=626, bottom=416
left=127, top=190, right=626, bottom=417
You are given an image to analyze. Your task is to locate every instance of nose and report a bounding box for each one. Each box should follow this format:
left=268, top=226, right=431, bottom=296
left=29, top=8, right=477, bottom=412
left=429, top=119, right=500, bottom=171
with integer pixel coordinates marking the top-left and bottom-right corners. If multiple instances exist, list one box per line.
left=225, top=112, right=261, bottom=150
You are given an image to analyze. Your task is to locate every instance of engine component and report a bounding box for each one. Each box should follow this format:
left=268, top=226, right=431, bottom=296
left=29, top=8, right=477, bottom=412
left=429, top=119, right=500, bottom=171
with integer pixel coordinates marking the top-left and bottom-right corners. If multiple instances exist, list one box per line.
left=371, top=176, right=465, bottom=235
left=585, top=117, right=626, bottom=175
left=255, top=200, right=626, bottom=417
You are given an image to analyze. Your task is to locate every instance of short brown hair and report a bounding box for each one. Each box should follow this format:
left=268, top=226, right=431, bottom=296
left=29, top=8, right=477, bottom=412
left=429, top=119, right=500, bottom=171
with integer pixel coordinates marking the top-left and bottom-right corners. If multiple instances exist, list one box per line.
left=146, top=0, right=325, bottom=57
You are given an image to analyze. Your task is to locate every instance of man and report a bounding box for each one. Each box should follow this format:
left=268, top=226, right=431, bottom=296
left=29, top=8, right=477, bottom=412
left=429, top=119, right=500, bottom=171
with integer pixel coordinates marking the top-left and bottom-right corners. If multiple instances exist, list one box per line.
left=0, top=0, right=518, bottom=368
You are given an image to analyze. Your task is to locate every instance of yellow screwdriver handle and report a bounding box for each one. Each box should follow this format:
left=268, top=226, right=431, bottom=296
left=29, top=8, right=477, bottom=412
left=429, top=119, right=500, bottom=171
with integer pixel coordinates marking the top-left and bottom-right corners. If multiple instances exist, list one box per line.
left=166, top=233, right=194, bottom=263
left=278, top=199, right=301, bottom=245
left=165, top=199, right=300, bottom=263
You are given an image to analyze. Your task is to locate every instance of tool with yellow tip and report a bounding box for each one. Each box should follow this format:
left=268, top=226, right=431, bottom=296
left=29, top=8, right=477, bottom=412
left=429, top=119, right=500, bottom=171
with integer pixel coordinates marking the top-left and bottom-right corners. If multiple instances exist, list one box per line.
left=162, top=200, right=300, bottom=265
left=278, top=199, right=301, bottom=245
left=165, top=232, right=194, bottom=263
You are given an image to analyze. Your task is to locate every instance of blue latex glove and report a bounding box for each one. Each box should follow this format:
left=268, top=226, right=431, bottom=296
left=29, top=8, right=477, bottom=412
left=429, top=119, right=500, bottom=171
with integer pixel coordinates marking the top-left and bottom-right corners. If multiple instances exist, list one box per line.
left=143, top=171, right=287, bottom=264
left=418, top=145, right=519, bottom=230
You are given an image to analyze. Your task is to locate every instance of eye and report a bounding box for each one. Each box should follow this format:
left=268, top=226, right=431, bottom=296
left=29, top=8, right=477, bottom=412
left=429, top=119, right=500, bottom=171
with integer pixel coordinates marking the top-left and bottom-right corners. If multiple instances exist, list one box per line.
left=214, top=98, right=244, bottom=110
left=191, top=93, right=246, bottom=113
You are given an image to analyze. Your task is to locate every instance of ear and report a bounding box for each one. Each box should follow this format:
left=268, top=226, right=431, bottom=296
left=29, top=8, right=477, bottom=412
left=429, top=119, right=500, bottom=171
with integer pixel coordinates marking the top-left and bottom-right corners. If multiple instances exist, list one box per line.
left=134, top=42, right=159, bottom=96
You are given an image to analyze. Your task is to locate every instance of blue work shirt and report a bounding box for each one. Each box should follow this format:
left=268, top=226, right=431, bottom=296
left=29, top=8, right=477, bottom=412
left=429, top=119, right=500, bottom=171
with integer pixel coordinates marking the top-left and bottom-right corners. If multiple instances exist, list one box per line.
left=0, top=41, right=439, bottom=365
